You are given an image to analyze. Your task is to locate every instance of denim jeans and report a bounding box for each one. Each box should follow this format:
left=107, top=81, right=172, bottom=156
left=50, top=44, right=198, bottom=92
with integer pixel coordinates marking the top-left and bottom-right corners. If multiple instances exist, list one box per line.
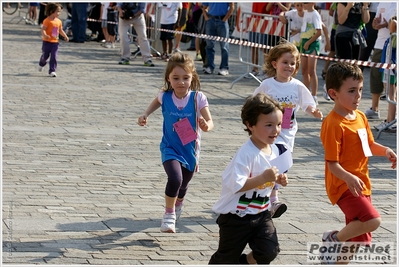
left=205, top=17, right=229, bottom=70
left=71, top=3, right=88, bottom=42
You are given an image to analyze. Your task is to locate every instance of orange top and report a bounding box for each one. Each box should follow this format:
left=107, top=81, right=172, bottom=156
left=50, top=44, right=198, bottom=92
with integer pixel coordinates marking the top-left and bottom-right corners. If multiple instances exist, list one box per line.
left=320, top=110, right=374, bottom=205
left=42, top=17, right=63, bottom=43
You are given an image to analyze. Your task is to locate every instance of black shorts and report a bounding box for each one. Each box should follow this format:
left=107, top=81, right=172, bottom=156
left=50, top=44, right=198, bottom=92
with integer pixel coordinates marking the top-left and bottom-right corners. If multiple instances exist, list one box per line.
left=160, top=23, right=175, bottom=40
left=107, top=10, right=118, bottom=36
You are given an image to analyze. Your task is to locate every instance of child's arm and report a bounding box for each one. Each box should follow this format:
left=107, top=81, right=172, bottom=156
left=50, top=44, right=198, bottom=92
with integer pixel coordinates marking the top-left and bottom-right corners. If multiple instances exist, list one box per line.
left=199, top=106, right=214, bottom=132
left=276, top=173, right=288, bottom=186
left=305, top=106, right=323, bottom=120
left=238, top=166, right=279, bottom=192
left=59, top=27, right=69, bottom=42
left=327, top=161, right=366, bottom=197
left=41, top=27, right=50, bottom=40
left=370, top=142, right=397, bottom=169
left=137, top=97, right=161, bottom=126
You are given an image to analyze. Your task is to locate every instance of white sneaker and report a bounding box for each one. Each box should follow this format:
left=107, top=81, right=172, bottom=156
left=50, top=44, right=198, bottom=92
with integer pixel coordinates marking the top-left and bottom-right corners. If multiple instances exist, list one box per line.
left=323, top=84, right=331, bottom=101
left=38, top=65, right=43, bottom=72
left=321, top=230, right=339, bottom=264
left=111, top=43, right=115, bottom=48
left=218, top=68, right=229, bottom=76
left=105, top=42, right=112, bottom=48
left=160, top=213, right=176, bottom=233
left=364, top=108, right=380, bottom=119
left=49, top=72, right=57, bottom=77
left=256, top=71, right=268, bottom=81
left=244, top=70, right=258, bottom=79
left=203, top=67, right=213, bottom=74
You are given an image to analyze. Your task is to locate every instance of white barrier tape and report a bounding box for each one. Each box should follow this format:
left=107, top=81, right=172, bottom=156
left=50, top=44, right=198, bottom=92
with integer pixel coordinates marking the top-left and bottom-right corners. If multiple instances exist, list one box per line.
left=85, top=17, right=396, bottom=70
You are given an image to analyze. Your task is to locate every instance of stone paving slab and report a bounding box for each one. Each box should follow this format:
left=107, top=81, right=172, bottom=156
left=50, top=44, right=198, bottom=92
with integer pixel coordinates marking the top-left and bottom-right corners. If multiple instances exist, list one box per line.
left=2, top=9, right=397, bottom=266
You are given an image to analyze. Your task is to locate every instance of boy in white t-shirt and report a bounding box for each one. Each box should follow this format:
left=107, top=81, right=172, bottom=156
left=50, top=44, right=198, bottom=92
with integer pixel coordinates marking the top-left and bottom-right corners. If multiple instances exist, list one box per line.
left=209, top=93, right=289, bottom=264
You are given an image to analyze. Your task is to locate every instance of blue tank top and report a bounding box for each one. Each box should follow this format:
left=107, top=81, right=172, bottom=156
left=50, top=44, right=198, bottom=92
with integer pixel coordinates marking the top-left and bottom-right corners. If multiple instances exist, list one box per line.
left=160, top=91, right=199, bottom=172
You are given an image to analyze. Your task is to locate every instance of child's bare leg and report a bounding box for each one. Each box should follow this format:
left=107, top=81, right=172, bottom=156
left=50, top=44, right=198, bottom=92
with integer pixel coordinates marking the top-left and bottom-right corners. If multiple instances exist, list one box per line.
left=336, top=217, right=381, bottom=242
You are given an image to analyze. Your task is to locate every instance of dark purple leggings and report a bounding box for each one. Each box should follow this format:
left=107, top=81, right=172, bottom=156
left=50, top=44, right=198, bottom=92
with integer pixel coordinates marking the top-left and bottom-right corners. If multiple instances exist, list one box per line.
left=163, top=160, right=194, bottom=199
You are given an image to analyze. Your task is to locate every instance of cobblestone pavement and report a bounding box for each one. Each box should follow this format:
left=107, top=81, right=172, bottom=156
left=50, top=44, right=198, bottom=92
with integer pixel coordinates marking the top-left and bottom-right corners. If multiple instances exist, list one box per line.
left=2, top=9, right=397, bottom=266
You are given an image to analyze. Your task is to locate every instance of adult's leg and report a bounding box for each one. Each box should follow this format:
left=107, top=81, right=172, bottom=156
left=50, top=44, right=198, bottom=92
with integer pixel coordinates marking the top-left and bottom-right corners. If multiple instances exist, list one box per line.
left=205, top=18, right=216, bottom=70
left=133, top=14, right=152, bottom=62
left=217, top=19, right=229, bottom=70
left=118, top=17, right=131, bottom=60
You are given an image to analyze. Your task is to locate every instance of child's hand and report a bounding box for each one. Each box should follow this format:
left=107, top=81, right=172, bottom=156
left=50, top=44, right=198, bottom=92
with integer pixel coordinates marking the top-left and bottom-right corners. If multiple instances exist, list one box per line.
left=262, top=166, right=279, bottom=183
left=386, top=148, right=397, bottom=169
left=345, top=175, right=365, bottom=197
left=311, top=108, right=323, bottom=120
left=64, top=36, right=69, bottom=42
left=277, top=173, right=288, bottom=186
left=138, top=115, right=148, bottom=126
left=198, top=117, right=209, bottom=131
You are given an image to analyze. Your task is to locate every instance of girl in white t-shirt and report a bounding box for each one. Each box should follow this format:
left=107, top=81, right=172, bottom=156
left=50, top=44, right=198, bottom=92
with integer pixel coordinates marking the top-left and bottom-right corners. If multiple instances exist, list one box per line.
left=253, top=41, right=323, bottom=219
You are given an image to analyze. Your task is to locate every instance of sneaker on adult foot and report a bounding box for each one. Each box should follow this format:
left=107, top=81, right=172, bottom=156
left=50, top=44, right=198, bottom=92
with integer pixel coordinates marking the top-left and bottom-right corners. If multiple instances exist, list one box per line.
left=364, top=108, right=380, bottom=119
left=270, top=201, right=287, bottom=218
left=374, top=120, right=397, bottom=133
left=160, top=213, right=176, bottom=233
left=218, top=68, right=229, bottom=76
left=203, top=67, right=214, bottom=74
left=118, top=58, right=130, bottom=65
left=49, top=72, right=57, bottom=77
left=144, top=59, right=155, bottom=67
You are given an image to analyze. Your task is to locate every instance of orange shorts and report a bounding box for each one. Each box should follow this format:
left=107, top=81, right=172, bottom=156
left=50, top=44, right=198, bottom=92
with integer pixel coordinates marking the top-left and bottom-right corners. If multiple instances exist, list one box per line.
left=336, top=189, right=380, bottom=244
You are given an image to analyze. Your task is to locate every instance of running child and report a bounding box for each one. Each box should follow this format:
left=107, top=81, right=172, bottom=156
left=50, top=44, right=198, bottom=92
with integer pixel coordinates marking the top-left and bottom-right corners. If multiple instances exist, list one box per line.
left=138, top=52, right=214, bottom=233
left=320, top=62, right=397, bottom=264
left=253, top=41, right=323, bottom=218
left=209, top=93, right=288, bottom=264
left=37, top=3, right=69, bottom=77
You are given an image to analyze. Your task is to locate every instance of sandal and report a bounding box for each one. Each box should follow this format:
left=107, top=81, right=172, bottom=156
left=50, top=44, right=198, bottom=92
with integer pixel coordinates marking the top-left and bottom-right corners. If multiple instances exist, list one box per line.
left=321, top=70, right=326, bottom=80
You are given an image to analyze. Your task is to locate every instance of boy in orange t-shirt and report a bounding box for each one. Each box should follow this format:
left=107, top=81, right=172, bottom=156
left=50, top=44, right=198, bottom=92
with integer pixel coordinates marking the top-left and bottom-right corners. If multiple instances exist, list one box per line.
left=320, top=62, right=396, bottom=264
left=38, top=3, right=69, bottom=77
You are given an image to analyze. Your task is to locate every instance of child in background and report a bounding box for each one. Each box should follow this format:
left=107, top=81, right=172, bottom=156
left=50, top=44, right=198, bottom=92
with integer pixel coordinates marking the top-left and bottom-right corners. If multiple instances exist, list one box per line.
left=159, top=2, right=182, bottom=61
left=209, top=93, right=288, bottom=264
left=279, top=2, right=304, bottom=49
left=299, top=2, right=322, bottom=104
left=106, top=3, right=118, bottom=49
left=320, top=62, right=397, bottom=264
left=100, top=2, right=110, bottom=48
left=253, top=41, right=323, bottom=218
left=138, top=52, right=214, bottom=233
left=37, top=3, right=69, bottom=77
left=374, top=16, right=397, bottom=133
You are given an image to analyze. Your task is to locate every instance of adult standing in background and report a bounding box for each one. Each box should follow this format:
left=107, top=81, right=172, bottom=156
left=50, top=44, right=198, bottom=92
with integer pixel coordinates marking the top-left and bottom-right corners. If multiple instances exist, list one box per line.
left=335, top=2, right=370, bottom=60
left=70, top=2, right=88, bottom=43
left=364, top=2, right=397, bottom=120
left=117, top=3, right=155, bottom=67
left=201, top=2, right=235, bottom=76
left=38, top=2, right=48, bottom=26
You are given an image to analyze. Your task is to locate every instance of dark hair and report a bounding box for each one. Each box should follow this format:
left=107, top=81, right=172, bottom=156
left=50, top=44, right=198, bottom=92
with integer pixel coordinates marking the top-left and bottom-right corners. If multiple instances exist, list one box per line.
left=325, top=62, right=364, bottom=99
left=45, top=3, right=63, bottom=17
left=263, top=40, right=301, bottom=78
left=162, top=52, right=200, bottom=91
left=241, top=93, right=284, bottom=136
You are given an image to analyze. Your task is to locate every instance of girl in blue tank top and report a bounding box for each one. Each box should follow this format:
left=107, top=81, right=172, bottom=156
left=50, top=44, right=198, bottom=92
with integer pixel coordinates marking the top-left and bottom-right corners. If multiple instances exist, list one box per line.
left=138, top=52, right=214, bottom=233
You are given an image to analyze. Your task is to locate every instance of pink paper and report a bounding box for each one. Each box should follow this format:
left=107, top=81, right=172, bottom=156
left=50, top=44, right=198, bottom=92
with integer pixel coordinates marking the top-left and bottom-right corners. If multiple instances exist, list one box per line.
left=173, top=117, right=197, bottom=146
left=282, top=107, right=292, bottom=129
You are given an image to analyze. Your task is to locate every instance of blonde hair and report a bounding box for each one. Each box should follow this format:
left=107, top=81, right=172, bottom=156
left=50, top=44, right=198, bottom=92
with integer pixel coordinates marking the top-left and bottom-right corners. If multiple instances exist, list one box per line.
left=162, top=52, right=200, bottom=91
left=263, top=40, right=301, bottom=78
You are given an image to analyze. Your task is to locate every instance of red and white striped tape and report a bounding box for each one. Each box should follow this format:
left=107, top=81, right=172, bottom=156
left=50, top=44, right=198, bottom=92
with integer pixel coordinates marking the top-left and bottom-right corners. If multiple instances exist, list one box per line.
left=85, top=18, right=396, bottom=70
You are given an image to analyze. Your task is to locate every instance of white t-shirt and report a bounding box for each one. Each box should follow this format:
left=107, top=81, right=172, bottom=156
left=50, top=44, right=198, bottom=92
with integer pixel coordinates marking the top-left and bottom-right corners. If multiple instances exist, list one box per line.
left=212, top=139, right=283, bottom=217
left=300, top=9, right=322, bottom=41
left=101, top=2, right=109, bottom=20
left=374, top=3, right=397, bottom=50
left=253, top=77, right=316, bottom=152
left=284, top=9, right=303, bottom=45
left=159, top=2, right=182, bottom=25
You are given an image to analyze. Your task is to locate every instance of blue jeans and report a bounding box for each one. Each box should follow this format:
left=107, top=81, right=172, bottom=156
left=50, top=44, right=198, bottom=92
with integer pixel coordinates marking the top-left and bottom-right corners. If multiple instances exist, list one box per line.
left=71, top=3, right=88, bottom=42
left=205, top=17, right=229, bottom=70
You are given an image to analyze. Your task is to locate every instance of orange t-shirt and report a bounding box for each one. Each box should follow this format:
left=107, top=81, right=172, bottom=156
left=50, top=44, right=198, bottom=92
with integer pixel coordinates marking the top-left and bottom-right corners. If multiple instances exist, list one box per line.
left=320, top=109, right=374, bottom=205
left=42, top=17, right=63, bottom=43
